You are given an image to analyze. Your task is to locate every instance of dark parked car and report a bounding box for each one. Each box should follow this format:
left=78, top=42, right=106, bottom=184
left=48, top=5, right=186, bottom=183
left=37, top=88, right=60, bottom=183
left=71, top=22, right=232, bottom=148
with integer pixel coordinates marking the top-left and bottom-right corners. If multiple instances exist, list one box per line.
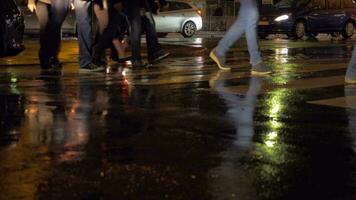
left=0, top=0, right=25, bottom=57
left=258, top=0, right=356, bottom=39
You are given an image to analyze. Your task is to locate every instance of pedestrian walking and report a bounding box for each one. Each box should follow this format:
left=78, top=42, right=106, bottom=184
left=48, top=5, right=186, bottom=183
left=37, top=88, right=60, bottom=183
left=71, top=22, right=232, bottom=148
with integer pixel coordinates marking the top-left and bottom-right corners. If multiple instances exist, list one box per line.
left=92, top=0, right=131, bottom=66
left=209, top=0, right=271, bottom=75
left=125, top=0, right=169, bottom=68
left=345, top=44, right=356, bottom=84
left=73, top=0, right=106, bottom=72
left=27, top=0, right=70, bottom=69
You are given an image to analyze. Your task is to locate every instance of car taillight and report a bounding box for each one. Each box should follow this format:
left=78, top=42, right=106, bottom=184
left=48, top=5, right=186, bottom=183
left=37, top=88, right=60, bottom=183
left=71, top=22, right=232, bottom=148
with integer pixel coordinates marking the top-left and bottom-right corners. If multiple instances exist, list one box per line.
left=196, top=9, right=202, bottom=16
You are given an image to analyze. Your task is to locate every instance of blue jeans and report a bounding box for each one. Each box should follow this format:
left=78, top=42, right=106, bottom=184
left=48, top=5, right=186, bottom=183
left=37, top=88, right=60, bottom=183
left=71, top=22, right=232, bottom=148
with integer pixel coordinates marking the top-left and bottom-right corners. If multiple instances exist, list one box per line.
left=346, top=44, right=356, bottom=78
left=214, top=0, right=262, bottom=66
left=36, top=0, right=69, bottom=65
left=74, top=0, right=93, bottom=68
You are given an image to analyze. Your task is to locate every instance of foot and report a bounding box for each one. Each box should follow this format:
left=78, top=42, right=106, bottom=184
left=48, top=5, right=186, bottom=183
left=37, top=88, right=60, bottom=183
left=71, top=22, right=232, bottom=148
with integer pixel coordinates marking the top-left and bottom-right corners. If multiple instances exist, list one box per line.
left=209, top=50, right=230, bottom=71
left=149, top=51, right=170, bottom=64
left=251, top=62, right=272, bottom=75
left=132, top=60, right=148, bottom=68
left=345, top=67, right=356, bottom=84
left=118, top=56, right=132, bottom=64
left=49, top=57, right=62, bottom=69
left=79, top=62, right=105, bottom=73
left=40, top=57, right=62, bottom=70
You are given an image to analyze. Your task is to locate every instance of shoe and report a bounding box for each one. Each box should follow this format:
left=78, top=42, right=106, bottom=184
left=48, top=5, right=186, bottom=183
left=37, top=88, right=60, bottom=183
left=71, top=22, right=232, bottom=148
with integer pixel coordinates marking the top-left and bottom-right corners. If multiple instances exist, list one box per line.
left=118, top=56, right=132, bottom=64
left=251, top=62, right=272, bottom=75
left=40, top=57, right=62, bottom=70
left=49, top=57, right=62, bottom=69
left=209, top=50, right=230, bottom=71
left=345, top=66, right=356, bottom=84
left=132, top=60, right=148, bottom=68
left=149, top=51, right=170, bottom=64
left=79, top=62, right=105, bottom=73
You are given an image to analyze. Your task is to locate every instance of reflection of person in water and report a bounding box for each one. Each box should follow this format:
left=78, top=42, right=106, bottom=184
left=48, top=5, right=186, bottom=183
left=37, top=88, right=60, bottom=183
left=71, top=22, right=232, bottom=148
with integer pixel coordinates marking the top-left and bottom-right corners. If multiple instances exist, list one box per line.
left=345, top=85, right=356, bottom=153
left=345, top=44, right=356, bottom=84
left=210, top=71, right=262, bottom=149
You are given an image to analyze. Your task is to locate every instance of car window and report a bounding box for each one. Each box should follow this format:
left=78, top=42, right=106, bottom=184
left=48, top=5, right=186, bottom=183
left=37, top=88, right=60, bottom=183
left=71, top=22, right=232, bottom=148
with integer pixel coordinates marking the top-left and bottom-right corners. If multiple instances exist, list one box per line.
left=274, top=0, right=310, bottom=9
left=0, top=0, right=18, bottom=14
left=310, top=0, right=326, bottom=9
left=343, top=0, right=355, bottom=7
left=327, top=0, right=341, bottom=8
left=168, top=2, right=192, bottom=11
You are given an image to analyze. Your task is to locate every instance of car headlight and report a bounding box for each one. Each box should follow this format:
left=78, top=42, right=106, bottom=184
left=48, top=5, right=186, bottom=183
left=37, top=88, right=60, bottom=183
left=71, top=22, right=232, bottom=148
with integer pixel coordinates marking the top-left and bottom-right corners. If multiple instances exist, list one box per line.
left=274, top=14, right=290, bottom=22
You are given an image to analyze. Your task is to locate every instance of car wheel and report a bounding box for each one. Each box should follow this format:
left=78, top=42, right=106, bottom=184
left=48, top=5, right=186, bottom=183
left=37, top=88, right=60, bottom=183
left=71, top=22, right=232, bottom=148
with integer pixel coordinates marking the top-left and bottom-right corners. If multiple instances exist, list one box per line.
left=182, top=21, right=196, bottom=38
left=342, top=20, right=355, bottom=39
left=293, top=21, right=306, bottom=39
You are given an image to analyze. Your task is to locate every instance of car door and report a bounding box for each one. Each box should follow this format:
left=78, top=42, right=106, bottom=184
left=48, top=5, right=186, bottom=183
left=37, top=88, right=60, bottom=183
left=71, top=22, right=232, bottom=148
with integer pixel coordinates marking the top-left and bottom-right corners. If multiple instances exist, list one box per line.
left=154, top=2, right=192, bottom=32
left=306, top=0, right=328, bottom=32
left=325, top=0, right=346, bottom=31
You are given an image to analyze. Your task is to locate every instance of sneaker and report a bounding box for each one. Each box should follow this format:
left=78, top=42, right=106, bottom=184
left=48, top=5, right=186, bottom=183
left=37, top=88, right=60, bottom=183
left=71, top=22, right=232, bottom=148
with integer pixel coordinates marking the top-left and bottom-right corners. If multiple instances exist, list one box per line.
left=79, top=62, right=105, bottom=73
left=132, top=60, right=148, bottom=68
left=251, top=62, right=272, bottom=75
left=345, top=67, right=356, bottom=84
left=209, top=50, right=230, bottom=71
left=149, top=51, right=170, bottom=64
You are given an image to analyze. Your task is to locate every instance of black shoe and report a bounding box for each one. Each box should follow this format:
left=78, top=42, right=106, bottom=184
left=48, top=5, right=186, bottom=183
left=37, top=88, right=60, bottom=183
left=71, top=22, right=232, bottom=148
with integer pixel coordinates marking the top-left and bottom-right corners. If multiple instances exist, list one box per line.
left=132, top=60, right=148, bottom=68
left=40, top=57, right=62, bottom=70
left=149, top=51, right=170, bottom=64
left=79, top=62, right=105, bottom=73
left=49, top=57, right=62, bottom=68
left=118, top=56, right=132, bottom=64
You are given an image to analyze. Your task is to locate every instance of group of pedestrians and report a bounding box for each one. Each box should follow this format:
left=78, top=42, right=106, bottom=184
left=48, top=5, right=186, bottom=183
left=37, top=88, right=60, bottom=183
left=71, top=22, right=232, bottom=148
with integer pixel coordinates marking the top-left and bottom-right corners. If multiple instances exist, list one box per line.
left=27, top=0, right=356, bottom=83
left=27, top=0, right=170, bottom=72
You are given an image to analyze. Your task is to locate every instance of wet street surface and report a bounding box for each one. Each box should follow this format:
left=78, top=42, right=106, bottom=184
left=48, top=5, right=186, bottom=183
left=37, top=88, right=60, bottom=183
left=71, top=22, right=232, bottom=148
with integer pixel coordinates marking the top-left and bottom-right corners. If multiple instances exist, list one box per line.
left=1, top=37, right=356, bottom=199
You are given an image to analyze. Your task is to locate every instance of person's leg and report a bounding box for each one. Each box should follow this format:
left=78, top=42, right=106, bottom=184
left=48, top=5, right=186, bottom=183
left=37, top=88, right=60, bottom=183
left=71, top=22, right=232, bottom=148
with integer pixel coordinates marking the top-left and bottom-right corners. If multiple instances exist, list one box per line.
left=35, top=2, right=50, bottom=68
left=74, top=0, right=93, bottom=68
left=128, top=10, right=143, bottom=63
left=92, top=25, right=117, bottom=63
left=143, top=12, right=169, bottom=64
left=210, top=8, right=246, bottom=70
left=93, top=4, right=109, bottom=35
left=345, top=44, right=356, bottom=83
left=49, top=0, right=69, bottom=63
left=243, top=7, right=262, bottom=66
left=215, top=12, right=246, bottom=57
left=243, top=6, right=271, bottom=75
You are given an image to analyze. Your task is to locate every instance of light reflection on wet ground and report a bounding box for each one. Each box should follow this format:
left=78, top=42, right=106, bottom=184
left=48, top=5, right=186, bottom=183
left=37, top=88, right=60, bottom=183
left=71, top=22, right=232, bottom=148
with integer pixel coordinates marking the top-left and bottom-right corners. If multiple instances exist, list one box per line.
left=0, top=38, right=356, bottom=199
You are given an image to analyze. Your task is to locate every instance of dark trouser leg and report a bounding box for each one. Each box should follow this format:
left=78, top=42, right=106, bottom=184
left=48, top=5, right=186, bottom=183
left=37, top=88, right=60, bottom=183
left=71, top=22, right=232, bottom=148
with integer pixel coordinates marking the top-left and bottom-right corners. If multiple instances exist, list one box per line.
left=92, top=26, right=117, bottom=62
left=142, top=12, right=161, bottom=61
left=128, top=10, right=143, bottom=62
left=48, top=0, right=69, bottom=59
left=35, top=2, right=50, bottom=66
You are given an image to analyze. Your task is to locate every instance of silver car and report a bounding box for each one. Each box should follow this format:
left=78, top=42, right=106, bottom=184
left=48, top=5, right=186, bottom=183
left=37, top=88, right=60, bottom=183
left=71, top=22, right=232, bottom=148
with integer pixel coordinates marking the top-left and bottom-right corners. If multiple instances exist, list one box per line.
left=21, top=0, right=202, bottom=37
left=154, top=0, right=203, bottom=37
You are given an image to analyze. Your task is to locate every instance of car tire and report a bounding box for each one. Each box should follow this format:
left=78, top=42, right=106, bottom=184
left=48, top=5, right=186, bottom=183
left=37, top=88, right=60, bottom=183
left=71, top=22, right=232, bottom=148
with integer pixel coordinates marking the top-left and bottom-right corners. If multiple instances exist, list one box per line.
left=182, top=21, right=197, bottom=38
left=293, top=21, right=306, bottom=39
left=341, top=20, right=355, bottom=39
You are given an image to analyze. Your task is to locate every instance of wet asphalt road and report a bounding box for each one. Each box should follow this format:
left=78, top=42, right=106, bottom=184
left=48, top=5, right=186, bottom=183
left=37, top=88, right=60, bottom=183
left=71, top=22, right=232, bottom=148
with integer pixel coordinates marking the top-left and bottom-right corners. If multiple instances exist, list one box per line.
left=0, top=36, right=356, bottom=200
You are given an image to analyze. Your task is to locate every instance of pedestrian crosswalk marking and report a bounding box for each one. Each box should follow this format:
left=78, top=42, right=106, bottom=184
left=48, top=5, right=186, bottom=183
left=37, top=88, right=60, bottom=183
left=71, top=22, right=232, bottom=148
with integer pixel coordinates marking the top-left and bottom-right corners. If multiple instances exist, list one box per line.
left=217, top=75, right=345, bottom=95
left=308, top=95, right=356, bottom=109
